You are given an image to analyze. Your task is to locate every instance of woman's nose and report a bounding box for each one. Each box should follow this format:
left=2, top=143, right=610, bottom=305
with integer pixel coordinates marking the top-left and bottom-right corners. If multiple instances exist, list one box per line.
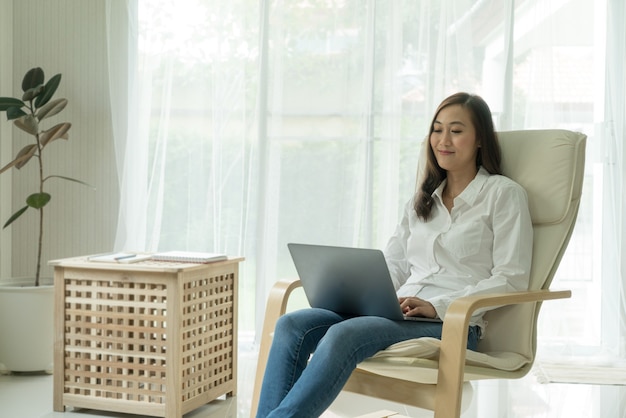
left=438, top=131, right=451, bottom=145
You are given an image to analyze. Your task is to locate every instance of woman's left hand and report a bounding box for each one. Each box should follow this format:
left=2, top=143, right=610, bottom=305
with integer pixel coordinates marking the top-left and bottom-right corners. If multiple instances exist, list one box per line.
left=398, top=297, right=438, bottom=319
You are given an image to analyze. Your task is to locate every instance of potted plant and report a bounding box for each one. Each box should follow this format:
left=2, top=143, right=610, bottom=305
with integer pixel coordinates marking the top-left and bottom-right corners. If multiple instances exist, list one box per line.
left=0, top=67, right=88, bottom=372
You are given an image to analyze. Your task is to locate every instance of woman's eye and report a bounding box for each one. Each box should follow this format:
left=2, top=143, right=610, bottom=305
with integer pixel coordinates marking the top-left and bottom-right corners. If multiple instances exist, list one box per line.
left=451, top=130, right=462, bottom=134
left=433, top=129, right=442, bottom=133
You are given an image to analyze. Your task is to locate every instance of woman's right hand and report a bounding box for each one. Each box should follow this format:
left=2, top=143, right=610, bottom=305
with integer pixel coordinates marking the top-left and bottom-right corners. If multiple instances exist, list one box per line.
left=398, top=296, right=438, bottom=319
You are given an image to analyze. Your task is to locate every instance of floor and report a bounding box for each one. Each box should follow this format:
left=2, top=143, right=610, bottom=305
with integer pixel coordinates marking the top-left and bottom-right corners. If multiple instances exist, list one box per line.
left=1, top=339, right=625, bottom=418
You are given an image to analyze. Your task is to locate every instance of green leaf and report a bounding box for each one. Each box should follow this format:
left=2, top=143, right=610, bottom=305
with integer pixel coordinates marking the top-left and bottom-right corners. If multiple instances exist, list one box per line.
left=45, top=175, right=95, bottom=189
left=40, top=122, right=71, bottom=147
left=22, top=84, right=44, bottom=102
left=7, top=106, right=27, bottom=120
left=22, top=67, right=44, bottom=92
left=0, top=144, right=37, bottom=174
left=35, top=73, right=62, bottom=109
left=3, top=206, right=28, bottom=229
left=14, top=115, right=39, bottom=135
left=26, top=193, right=51, bottom=209
left=37, top=98, right=67, bottom=121
left=14, top=144, right=38, bottom=169
left=0, top=97, right=25, bottom=111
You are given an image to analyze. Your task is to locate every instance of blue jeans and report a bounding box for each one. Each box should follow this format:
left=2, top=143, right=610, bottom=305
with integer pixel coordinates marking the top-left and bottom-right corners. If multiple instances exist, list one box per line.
left=256, top=308, right=481, bottom=418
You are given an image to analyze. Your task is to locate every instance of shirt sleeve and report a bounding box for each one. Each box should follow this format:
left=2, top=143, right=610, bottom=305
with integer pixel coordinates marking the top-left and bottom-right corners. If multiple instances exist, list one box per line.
left=428, top=183, right=534, bottom=320
left=383, top=199, right=413, bottom=291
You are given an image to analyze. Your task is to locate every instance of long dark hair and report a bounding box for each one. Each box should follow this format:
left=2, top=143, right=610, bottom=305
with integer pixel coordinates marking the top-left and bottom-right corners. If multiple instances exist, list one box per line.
left=414, top=92, right=502, bottom=221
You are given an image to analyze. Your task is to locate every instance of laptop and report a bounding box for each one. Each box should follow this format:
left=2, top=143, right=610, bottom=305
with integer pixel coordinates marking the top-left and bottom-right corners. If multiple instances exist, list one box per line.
left=287, top=243, right=442, bottom=323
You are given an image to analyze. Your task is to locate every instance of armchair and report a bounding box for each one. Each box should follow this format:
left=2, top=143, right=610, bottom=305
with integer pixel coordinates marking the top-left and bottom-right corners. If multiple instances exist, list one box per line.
left=251, top=129, right=586, bottom=418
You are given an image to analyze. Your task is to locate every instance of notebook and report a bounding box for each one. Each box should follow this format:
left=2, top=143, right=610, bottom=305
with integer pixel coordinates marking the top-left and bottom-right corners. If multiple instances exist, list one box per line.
left=287, top=243, right=442, bottom=322
left=151, top=251, right=227, bottom=263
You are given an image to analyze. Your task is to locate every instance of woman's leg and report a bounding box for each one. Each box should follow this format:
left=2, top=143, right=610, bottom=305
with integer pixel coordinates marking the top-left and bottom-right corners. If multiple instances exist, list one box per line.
left=256, top=308, right=346, bottom=418
left=263, top=315, right=447, bottom=418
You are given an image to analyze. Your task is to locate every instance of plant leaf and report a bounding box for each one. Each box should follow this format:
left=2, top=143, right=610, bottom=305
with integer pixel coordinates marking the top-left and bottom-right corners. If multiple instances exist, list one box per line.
left=37, top=98, right=67, bottom=121
left=14, top=144, right=38, bottom=169
left=22, top=67, right=44, bottom=92
left=35, top=73, right=62, bottom=109
left=7, top=106, right=27, bottom=120
left=26, top=192, right=51, bottom=209
left=22, top=84, right=44, bottom=102
left=0, top=97, right=25, bottom=111
left=40, top=122, right=71, bottom=147
left=44, top=175, right=95, bottom=189
left=14, top=115, right=39, bottom=135
left=3, top=206, right=28, bottom=229
left=0, top=144, right=37, bottom=174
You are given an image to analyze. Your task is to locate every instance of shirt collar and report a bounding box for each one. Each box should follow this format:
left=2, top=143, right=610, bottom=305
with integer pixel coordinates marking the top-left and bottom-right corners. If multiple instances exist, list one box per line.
left=434, top=167, right=490, bottom=206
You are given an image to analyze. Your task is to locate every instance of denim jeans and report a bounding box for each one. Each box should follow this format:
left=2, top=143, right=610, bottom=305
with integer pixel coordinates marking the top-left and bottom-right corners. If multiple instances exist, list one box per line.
left=256, top=308, right=481, bottom=418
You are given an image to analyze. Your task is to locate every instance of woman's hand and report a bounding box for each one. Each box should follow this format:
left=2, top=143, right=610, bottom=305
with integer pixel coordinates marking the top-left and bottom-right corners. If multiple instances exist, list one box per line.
left=398, top=297, right=438, bottom=319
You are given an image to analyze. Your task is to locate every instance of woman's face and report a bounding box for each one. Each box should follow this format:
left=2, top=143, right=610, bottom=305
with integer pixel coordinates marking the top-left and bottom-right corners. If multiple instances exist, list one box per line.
left=429, top=104, right=479, bottom=176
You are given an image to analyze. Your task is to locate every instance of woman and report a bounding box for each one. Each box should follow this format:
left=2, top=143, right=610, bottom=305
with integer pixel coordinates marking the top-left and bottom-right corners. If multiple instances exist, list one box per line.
left=256, top=92, right=533, bottom=418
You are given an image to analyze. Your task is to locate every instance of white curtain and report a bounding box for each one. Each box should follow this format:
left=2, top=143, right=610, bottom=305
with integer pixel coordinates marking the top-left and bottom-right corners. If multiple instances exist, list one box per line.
left=602, top=0, right=626, bottom=358
left=105, top=0, right=146, bottom=252
left=105, top=0, right=623, bottom=362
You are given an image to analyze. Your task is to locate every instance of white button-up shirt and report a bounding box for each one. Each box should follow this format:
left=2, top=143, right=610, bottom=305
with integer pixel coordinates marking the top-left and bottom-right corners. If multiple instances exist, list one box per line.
left=383, top=167, right=533, bottom=331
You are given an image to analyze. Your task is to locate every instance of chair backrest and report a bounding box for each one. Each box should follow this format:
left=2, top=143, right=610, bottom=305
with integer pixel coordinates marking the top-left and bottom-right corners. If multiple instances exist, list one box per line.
left=477, top=129, right=586, bottom=357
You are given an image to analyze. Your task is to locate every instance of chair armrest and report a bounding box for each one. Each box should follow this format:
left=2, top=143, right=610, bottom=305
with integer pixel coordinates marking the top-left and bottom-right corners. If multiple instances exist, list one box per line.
left=447, top=289, right=572, bottom=317
left=434, top=289, right=571, bottom=418
left=262, top=277, right=303, bottom=321
left=250, top=278, right=303, bottom=418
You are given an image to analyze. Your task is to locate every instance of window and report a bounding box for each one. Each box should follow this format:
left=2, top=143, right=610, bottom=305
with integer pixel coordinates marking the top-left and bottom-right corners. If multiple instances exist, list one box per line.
left=128, top=0, right=614, bottom=364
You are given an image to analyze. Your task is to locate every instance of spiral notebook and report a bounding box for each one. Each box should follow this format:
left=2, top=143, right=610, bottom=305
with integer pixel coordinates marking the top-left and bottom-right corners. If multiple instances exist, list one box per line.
left=151, top=251, right=227, bottom=263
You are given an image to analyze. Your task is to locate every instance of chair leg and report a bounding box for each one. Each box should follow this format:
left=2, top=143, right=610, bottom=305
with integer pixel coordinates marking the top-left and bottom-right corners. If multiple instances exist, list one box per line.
left=250, top=279, right=303, bottom=418
left=344, top=368, right=437, bottom=411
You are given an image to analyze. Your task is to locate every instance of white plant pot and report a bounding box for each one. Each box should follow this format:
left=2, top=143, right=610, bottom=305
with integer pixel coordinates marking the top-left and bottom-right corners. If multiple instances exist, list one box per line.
left=0, top=279, right=54, bottom=373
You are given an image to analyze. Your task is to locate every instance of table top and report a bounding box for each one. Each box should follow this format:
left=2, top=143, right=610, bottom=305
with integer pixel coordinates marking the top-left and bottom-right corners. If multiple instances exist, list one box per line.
left=49, top=254, right=244, bottom=273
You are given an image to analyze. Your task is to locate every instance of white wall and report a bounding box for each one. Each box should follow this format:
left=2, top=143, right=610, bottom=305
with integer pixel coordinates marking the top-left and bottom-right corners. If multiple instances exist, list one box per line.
left=0, top=0, right=14, bottom=278
left=1, top=0, right=119, bottom=279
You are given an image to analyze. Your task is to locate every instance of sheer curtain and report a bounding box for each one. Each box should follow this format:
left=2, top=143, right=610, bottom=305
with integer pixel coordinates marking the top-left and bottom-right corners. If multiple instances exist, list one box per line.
left=106, top=0, right=624, bottom=362
left=603, top=0, right=626, bottom=359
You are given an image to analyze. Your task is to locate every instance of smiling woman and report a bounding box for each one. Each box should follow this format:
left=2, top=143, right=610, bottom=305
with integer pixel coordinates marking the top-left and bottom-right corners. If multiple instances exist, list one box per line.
left=431, top=104, right=480, bottom=200
left=415, top=93, right=502, bottom=217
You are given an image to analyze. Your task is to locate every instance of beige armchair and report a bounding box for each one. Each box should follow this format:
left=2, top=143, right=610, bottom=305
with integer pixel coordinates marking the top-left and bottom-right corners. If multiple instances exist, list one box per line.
left=251, top=129, right=587, bottom=418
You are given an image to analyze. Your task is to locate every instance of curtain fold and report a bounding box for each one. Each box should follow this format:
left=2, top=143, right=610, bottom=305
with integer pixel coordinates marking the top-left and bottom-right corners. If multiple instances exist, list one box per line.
left=106, top=0, right=617, bottom=363
left=602, top=0, right=626, bottom=357
left=105, top=0, right=146, bottom=252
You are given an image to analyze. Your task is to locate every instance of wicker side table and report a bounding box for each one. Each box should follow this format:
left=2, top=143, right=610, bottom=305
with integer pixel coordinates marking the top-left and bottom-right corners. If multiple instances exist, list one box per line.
left=50, top=256, right=242, bottom=418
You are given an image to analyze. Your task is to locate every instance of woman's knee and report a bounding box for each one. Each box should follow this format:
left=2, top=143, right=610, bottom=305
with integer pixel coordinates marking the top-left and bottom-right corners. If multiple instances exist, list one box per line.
left=274, top=312, right=306, bottom=341
left=275, top=312, right=297, bottom=332
left=274, top=309, right=340, bottom=342
left=319, top=317, right=383, bottom=349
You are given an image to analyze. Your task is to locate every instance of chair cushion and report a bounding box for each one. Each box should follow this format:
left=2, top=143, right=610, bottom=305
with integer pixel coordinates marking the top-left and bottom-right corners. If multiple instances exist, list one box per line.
left=356, top=337, right=532, bottom=384
left=498, top=130, right=585, bottom=225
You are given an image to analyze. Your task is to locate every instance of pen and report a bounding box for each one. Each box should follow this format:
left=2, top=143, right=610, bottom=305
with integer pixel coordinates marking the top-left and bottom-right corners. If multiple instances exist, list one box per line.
left=114, top=254, right=136, bottom=261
